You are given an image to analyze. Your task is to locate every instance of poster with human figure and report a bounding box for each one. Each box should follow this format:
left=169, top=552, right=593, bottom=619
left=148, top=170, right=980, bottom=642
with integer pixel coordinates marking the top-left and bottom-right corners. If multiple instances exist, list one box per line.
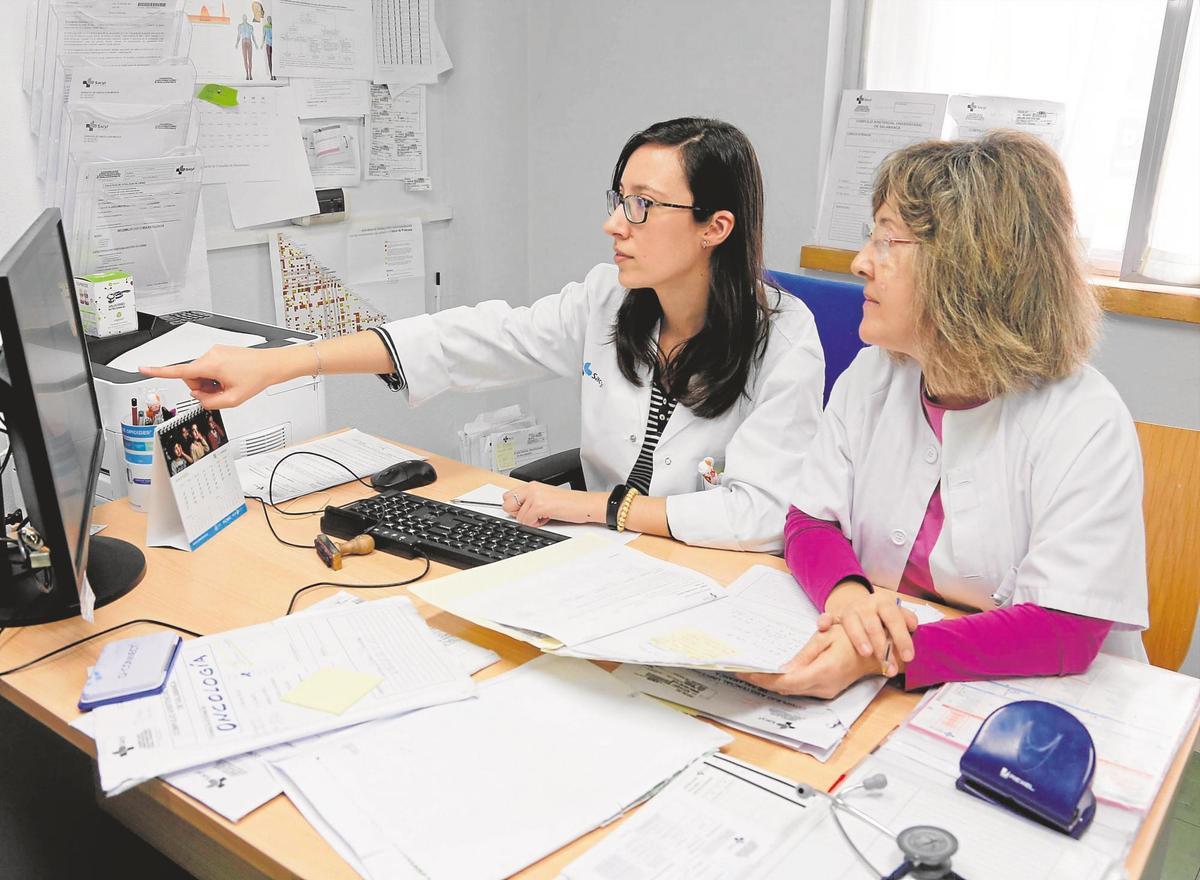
left=186, top=1, right=277, bottom=83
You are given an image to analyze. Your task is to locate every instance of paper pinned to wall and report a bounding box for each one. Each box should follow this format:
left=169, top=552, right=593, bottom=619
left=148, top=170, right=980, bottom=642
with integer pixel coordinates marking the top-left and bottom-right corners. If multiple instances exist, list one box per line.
left=225, top=86, right=319, bottom=228
left=366, top=83, right=427, bottom=185
left=269, top=221, right=426, bottom=338
left=346, top=220, right=424, bottom=283
left=372, top=0, right=438, bottom=85
left=186, top=0, right=277, bottom=83
left=274, top=0, right=374, bottom=81
left=291, top=78, right=371, bottom=118
left=302, top=121, right=362, bottom=188
left=195, top=86, right=286, bottom=184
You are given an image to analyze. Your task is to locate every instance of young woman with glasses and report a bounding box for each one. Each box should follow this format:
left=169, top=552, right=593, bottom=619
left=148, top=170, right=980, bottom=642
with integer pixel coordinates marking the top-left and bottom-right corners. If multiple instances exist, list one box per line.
left=740, top=130, right=1148, bottom=699
left=141, top=118, right=825, bottom=551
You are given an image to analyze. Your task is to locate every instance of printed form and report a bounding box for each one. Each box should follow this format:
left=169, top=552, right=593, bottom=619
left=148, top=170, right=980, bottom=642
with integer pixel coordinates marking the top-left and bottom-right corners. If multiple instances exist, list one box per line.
left=92, top=597, right=474, bottom=794
left=274, top=0, right=374, bottom=80
left=235, top=428, right=425, bottom=502
left=270, top=656, right=731, bottom=880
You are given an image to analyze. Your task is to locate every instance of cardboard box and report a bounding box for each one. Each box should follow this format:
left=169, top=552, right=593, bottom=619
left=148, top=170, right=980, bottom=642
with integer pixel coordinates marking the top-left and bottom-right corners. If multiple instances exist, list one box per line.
left=75, top=270, right=137, bottom=338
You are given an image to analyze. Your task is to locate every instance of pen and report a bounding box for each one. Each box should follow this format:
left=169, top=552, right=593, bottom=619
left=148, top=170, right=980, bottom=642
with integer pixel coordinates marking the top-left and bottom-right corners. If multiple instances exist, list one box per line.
left=434, top=271, right=442, bottom=313
left=882, top=596, right=901, bottom=675
left=450, top=498, right=505, bottom=508
left=131, top=396, right=138, bottom=425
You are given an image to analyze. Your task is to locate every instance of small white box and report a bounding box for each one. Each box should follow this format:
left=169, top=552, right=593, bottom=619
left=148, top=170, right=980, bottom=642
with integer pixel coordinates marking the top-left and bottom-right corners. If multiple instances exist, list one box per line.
left=75, top=270, right=137, bottom=338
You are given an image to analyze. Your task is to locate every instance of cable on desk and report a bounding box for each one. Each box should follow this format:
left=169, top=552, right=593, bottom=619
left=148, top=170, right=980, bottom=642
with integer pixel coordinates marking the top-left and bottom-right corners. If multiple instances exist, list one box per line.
left=0, top=618, right=204, bottom=678
left=285, top=548, right=431, bottom=615
left=249, top=450, right=382, bottom=549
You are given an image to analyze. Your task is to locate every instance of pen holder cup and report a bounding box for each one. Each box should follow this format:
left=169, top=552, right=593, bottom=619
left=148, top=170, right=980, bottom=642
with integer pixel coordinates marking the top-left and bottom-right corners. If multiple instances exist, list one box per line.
left=121, top=421, right=157, bottom=512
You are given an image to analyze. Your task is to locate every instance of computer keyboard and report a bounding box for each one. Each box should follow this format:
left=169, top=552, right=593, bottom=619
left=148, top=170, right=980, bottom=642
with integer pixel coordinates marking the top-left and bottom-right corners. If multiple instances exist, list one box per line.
left=319, top=490, right=569, bottom=569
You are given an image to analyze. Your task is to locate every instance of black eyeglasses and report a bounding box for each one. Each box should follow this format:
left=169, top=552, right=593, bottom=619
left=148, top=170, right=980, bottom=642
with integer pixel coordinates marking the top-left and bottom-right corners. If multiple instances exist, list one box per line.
left=606, top=189, right=708, bottom=224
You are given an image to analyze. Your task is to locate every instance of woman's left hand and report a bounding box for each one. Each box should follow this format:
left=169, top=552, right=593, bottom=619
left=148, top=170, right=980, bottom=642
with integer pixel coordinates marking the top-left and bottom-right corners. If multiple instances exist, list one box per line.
left=737, top=625, right=883, bottom=699
left=501, top=482, right=598, bottom=527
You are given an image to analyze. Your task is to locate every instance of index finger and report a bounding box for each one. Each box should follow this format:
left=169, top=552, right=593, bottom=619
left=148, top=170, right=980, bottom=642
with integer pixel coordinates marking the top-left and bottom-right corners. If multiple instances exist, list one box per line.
left=139, top=362, right=207, bottom=380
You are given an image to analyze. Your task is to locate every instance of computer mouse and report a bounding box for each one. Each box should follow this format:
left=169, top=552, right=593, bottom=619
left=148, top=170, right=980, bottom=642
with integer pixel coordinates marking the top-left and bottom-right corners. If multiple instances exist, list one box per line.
left=371, top=460, right=437, bottom=491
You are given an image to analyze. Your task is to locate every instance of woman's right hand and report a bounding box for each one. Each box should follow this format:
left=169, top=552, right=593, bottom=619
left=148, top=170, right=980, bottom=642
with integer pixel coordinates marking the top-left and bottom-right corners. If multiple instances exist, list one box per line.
left=817, top=581, right=918, bottom=676
left=139, top=344, right=291, bottom=409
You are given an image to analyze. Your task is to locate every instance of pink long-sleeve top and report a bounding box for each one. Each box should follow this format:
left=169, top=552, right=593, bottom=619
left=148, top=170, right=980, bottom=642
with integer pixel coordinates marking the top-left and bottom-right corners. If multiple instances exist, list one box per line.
left=786, top=392, right=1113, bottom=690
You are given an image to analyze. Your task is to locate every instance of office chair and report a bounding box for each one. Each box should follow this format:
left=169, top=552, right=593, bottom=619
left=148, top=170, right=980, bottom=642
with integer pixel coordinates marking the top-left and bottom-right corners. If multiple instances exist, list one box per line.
left=509, top=271, right=867, bottom=488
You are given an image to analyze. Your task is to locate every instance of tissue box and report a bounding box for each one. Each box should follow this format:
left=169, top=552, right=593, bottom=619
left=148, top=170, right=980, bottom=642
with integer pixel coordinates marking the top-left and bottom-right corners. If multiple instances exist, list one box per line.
left=75, top=270, right=137, bottom=338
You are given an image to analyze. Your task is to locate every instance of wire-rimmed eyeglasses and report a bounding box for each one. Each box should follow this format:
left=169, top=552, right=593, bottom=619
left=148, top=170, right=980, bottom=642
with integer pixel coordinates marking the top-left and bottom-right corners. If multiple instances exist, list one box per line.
left=606, top=189, right=709, bottom=224
left=865, top=222, right=921, bottom=264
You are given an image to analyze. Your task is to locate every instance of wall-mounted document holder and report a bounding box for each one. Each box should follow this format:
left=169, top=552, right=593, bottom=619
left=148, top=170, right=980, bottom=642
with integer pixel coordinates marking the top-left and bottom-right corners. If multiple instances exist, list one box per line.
left=56, top=101, right=197, bottom=212
left=66, top=151, right=204, bottom=300
left=40, top=56, right=197, bottom=187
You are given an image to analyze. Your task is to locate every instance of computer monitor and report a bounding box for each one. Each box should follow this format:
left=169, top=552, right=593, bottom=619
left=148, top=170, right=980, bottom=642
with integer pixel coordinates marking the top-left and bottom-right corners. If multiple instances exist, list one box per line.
left=0, top=209, right=144, bottom=626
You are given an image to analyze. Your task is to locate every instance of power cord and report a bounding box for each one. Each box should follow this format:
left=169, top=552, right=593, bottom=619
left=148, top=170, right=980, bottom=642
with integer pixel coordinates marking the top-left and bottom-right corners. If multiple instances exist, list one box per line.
left=284, top=549, right=430, bottom=615
left=0, top=618, right=203, bottom=678
left=246, top=449, right=433, bottom=614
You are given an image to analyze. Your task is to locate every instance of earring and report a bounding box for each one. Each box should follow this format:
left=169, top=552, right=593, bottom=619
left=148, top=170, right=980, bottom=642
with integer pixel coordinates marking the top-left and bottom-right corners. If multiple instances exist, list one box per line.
left=701, top=239, right=709, bottom=249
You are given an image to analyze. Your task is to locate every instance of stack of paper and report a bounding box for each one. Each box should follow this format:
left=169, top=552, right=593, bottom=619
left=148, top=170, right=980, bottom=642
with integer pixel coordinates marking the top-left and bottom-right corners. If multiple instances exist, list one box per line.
left=270, top=656, right=732, bottom=880
left=92, top=596, right=474, bottom=795
left=614, top=665, right=885, bottom=761
left=457, top=405, right=549, bottom=475
left=415, top=554, right=941, bottom=675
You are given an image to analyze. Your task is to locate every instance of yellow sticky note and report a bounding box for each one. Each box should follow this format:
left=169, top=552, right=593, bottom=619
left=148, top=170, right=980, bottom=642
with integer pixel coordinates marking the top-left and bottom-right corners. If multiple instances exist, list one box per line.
left=281, top=668, right=383, bottom=715
left=494, top=440, right=516, bottom=471
left=650, top=628, right=737, bottom=661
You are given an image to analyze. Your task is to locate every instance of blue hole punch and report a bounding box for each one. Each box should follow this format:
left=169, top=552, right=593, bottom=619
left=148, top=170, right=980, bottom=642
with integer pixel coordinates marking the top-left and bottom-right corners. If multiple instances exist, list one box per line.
left=956, top=700, right=1097, bottom=839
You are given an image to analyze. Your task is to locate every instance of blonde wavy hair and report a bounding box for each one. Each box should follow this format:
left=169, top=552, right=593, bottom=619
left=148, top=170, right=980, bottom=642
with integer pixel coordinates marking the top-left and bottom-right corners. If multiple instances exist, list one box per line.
left=872, top=129, right=1100, bottom=399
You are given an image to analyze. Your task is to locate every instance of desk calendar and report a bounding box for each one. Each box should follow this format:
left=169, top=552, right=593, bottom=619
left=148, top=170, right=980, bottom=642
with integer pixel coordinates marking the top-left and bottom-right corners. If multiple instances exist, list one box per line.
left=147, top=409, right=246, bottom=551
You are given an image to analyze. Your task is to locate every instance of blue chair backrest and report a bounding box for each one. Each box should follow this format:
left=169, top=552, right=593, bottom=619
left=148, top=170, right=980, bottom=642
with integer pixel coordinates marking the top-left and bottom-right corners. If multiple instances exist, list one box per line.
left=767, top=269, right=867, bottom=404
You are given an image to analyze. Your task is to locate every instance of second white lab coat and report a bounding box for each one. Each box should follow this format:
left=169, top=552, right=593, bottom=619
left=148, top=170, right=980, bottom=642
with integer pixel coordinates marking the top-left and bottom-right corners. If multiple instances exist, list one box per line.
left=791, top=347, right=1149, bottom=660
left=376, top=263, right=825, bottom=552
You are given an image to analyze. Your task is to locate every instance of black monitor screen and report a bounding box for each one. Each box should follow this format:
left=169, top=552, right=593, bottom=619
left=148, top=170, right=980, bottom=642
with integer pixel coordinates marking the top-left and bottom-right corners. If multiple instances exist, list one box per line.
left=0, top=213, right=102, bottom=585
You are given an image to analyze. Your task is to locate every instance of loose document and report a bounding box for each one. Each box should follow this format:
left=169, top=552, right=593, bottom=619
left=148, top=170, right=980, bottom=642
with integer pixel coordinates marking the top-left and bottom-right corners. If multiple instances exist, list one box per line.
left=270, top=655, right=732, bottom=880
left=92, top=596, right=474, bottom=794
left=414, top=551, right=940, bottom=673
left=234, top=429, right=425, bottom=503
left=562, top=750, right=1120, bottom=880
left=164, top=592, right=499, bottom=822
left=73, top=592, right=499, bottom=823
left=614, top=665, right=884, bottom=762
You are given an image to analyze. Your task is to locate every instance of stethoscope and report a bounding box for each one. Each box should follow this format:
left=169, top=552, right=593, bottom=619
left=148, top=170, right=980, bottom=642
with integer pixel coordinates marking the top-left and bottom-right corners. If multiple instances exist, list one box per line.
left=795, top=774, right=969, bottom=880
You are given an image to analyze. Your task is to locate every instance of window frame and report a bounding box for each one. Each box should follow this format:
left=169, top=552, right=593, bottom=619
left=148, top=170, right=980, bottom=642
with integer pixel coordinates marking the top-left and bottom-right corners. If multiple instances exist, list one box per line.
left=846, top=0, right=1199, bottom=291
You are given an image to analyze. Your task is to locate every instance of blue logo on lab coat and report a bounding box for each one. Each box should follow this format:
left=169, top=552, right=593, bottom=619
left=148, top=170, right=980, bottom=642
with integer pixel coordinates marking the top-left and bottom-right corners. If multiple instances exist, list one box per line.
left=582, top=361, right=604, bottom=387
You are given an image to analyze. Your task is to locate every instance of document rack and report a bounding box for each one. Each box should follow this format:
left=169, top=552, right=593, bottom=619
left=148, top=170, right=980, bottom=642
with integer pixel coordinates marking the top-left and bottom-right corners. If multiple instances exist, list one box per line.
left=320, top=491, right=569, bottom=569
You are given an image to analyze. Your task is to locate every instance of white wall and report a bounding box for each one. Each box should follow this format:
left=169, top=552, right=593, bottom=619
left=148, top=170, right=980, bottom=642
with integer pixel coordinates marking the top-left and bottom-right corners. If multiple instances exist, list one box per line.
left=522, top=0, right=844, bottom=451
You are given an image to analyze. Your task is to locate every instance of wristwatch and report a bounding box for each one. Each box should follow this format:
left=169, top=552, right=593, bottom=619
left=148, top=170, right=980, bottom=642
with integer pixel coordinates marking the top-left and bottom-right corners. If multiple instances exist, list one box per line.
left=606, top=484, right=628, bottom=531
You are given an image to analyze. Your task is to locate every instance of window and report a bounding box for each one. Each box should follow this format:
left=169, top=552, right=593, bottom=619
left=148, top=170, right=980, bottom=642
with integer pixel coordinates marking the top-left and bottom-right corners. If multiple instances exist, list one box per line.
left=861, top=0, right=1198, bottom=286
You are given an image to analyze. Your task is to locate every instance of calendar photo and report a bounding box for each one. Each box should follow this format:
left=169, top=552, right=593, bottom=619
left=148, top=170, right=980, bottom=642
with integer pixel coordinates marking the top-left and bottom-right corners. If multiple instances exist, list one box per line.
left=160, top=410, right=230, bottom=478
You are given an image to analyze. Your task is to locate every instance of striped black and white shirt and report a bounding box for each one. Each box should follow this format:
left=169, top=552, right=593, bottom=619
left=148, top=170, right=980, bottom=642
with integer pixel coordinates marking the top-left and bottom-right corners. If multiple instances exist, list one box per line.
left=625, top=376, right=679, bottom=495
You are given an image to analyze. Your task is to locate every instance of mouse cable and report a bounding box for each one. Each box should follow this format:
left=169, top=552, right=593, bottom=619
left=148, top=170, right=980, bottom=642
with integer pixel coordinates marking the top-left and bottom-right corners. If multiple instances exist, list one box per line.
left=248, top=450, right=383, bottom=549
left=285, top=548, right=431, bottom=615
left=0, top=618, right=204, bottom=678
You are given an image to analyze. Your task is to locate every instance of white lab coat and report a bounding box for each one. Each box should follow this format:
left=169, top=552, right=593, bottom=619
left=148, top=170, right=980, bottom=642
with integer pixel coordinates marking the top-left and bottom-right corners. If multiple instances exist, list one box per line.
left=792, top=346, right=1149, bottom=660
left=376, top=263, right=825, bottom=552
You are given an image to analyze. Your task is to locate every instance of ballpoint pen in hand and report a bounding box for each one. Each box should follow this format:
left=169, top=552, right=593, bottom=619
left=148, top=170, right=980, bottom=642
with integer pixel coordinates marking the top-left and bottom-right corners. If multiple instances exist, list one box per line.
left=882, top=596, right=901, bottom=676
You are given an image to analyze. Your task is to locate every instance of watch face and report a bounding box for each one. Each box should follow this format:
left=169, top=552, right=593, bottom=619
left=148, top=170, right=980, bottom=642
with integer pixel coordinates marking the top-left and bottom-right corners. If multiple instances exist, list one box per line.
left=897, top=825, right=958, bottom=865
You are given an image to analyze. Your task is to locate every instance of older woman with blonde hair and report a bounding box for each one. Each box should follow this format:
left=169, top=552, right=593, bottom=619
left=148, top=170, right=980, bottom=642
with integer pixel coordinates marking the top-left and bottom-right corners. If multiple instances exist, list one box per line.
left=743, top=129, right=1148, bottom=699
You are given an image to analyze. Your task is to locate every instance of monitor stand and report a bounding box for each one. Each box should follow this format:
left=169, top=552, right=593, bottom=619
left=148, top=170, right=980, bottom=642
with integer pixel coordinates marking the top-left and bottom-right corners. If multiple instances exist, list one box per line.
left=0, top=536, right=145, bottom=627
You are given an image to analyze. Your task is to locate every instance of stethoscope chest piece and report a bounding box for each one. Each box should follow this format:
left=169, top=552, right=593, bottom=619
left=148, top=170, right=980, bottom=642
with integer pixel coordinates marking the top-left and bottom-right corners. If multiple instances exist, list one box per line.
left=891, top=825, right=961, bottom=880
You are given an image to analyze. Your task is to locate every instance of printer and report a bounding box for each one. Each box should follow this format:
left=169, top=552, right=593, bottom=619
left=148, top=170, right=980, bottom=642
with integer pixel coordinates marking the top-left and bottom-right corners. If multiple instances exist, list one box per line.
left=88, top=310, right=326, bottom=501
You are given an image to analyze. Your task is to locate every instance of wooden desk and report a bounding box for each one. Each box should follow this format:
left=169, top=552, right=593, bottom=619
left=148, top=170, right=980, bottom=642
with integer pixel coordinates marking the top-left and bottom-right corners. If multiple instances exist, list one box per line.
left=0, top=447, right=1193, bottom=879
